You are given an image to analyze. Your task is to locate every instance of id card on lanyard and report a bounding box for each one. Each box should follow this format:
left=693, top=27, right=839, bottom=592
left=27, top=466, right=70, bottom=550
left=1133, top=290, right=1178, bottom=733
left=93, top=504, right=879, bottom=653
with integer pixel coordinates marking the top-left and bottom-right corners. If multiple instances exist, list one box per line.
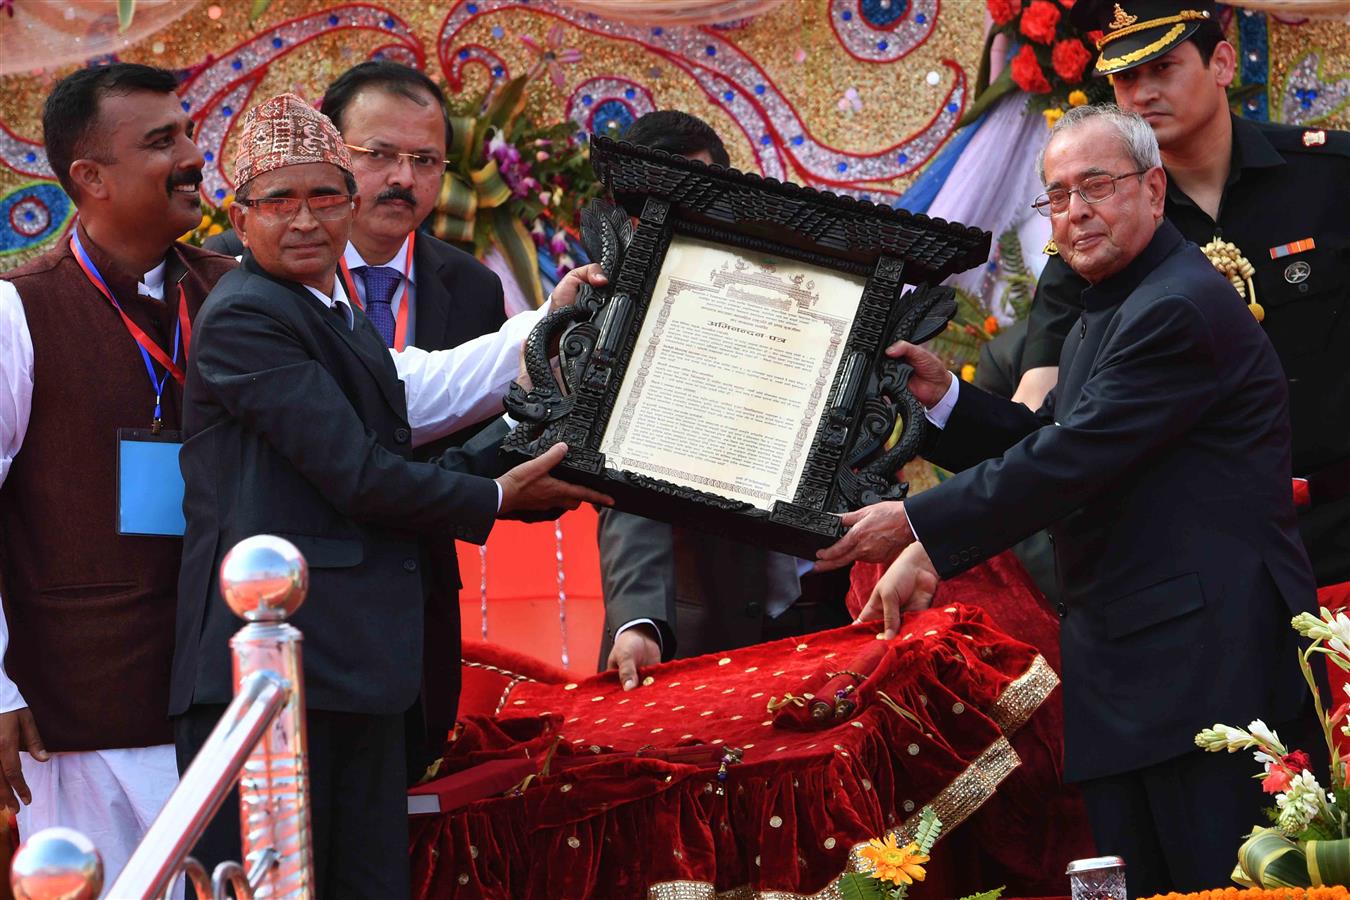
left=339, top=230, right=414, bottom=351
left=71, top=229, right=191, bottom=537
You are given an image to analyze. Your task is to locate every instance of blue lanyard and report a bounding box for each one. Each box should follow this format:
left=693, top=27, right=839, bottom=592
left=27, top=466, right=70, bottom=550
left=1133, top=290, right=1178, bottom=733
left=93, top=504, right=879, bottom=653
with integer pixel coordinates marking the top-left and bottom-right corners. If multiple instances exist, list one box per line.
left=70, top=229, right=183, bottom=430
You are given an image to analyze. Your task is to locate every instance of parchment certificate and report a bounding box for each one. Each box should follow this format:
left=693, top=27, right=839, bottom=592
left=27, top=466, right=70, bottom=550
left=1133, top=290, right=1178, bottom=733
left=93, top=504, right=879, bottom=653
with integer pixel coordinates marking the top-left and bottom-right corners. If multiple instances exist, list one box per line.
left=600, top=236, right=864, bottom=510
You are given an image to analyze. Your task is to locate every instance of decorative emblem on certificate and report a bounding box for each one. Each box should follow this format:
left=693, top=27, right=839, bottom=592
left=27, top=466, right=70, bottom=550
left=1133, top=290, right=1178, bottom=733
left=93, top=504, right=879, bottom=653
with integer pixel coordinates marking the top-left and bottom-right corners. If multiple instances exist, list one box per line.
left=503, top=137, right=991, bottom=556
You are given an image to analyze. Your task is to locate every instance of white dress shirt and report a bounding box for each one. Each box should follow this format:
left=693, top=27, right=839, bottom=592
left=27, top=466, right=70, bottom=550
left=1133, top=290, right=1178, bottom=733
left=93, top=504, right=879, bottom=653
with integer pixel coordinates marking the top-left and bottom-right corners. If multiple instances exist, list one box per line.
left=342, top=235, right=417, bottom=342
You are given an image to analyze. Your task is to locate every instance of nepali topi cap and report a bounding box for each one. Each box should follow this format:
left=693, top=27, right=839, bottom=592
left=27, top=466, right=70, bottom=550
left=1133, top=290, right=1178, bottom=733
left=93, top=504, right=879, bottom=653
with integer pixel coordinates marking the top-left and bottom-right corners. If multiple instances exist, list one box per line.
left=1070, top=0, right=1218, bottom=77
left=232, top=92, right=353, bottom=188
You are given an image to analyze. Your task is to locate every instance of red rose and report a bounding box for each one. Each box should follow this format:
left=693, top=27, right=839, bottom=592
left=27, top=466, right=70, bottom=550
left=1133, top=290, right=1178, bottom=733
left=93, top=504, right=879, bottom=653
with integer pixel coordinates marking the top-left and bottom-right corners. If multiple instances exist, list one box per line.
left=1052, top=38, right=1093, bottom=83
left=1010, top=44, right=1052, bottom=94
left=988, top=0, right=1021, bottom=25
left=1085, top=29, right=1104, bottom=46
left=1282, top=750, right=1312, bottom=774
left=1058, top=0, right=1075, bottom=7
left=1019, top=0, right=1062, bottom=45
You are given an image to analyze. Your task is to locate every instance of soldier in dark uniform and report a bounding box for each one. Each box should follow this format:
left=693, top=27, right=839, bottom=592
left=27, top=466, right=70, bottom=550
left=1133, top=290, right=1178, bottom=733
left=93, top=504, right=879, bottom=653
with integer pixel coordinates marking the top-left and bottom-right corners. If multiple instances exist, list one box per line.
left=1020, top=0, right=1350, bottom=594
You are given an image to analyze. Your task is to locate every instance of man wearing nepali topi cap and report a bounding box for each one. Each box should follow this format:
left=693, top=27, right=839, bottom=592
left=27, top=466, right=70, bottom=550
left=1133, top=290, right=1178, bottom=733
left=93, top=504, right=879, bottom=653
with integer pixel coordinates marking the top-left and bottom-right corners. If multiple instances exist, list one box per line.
left=169, top=93, right=612, bottom=897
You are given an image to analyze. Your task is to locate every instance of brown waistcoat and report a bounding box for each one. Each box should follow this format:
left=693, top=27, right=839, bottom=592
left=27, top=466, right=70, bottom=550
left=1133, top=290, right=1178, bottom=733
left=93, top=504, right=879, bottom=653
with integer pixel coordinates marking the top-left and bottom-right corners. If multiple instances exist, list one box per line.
left=0, top=232, right=235, bottom=751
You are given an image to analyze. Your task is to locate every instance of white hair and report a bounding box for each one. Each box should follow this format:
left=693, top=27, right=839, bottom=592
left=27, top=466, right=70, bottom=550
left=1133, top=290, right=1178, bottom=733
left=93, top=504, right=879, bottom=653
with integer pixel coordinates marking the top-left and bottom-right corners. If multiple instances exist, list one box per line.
left=1036, top=103, right=1162, bottom=185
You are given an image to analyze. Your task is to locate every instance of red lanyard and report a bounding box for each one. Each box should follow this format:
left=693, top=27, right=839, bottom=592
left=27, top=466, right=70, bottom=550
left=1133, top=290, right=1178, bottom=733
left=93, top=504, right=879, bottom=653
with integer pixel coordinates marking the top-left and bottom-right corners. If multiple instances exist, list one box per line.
left=338, top=231, right=415, bottom=351
left=68, top=230, right=189, bottom=385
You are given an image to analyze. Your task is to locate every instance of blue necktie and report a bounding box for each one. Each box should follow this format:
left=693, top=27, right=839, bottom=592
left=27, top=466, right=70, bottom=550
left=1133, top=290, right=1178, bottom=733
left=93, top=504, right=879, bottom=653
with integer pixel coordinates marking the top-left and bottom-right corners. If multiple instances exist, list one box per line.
left=355, top=265, right=400, bottom=347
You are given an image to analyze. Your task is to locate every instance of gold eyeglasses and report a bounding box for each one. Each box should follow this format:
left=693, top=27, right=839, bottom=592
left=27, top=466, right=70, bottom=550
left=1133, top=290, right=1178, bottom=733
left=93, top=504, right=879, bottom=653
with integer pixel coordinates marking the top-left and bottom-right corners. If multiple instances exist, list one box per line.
left=345, top=143, right=449, bottom=173
left=1032, top=170, right=1148, bottom=217
left=236, top=194, right=354, bottom=222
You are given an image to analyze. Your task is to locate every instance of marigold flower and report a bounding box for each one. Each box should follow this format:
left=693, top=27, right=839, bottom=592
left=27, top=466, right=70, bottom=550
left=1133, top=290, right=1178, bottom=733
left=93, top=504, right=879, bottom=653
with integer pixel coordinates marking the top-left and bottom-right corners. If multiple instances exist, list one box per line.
left=960, top=363, right=977, bottom=383
left=1043, top=107, right=1064, bottom=128
left=1012, top=45, right=1052, bottom=94
left=1068, top=89, right=1089, bottom=107
left=859, top=834, right=929, bottom=886
left=1052, top=39, right=1093, bottom=83
left=1019, top=0, right=1061, bottom=45
left=987, top=0, right=1021, bottom=26
left=984, top=315, right=1000, bottom=335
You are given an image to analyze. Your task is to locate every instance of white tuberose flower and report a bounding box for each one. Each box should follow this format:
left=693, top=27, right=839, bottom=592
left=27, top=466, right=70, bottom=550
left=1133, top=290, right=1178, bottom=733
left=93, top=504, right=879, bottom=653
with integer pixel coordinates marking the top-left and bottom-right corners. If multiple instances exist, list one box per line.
left=1247, top=720, right=1287, bottom=755
left=1276, top=769, right=1326, bottom=836
left=1195, top=724, right=1256, bottom=753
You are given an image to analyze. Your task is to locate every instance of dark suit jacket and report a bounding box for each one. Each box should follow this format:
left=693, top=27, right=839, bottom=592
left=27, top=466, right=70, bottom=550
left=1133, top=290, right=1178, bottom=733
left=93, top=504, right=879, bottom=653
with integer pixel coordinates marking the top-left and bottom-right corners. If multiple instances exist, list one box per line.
left=906, top=221, right=1316, bottom=782
left=202, top=229, right=508, bottom=757
left=170, top=254, right=503, bottom=719
left=596, top=509, right=802, bottom=664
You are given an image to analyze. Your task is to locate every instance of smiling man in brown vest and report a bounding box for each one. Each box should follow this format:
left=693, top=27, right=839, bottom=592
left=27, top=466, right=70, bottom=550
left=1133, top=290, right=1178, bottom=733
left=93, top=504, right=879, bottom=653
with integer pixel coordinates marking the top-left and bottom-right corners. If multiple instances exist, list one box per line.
left=0, top=63, right=236, bottom=886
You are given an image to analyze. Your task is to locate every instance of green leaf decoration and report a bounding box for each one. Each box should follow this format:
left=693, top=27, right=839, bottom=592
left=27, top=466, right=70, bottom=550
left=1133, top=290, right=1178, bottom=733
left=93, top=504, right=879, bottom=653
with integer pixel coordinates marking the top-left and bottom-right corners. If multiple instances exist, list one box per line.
left=1238, top=828, right=1313, bottom=888
left=117, top=0, right=135, bottom=33
left=1306, top=838, right=1350, bottom=885
left=248, top=0, right=274, bottom=24
left=957, top=888, right=1006, bottom=900
left=839, top=873, right=886, bottom=900
left=996, top=228, right=1034, bottom=320
left=956, top=67, right=1015, bottom=130
left=913, top=806, right=943, bottom=855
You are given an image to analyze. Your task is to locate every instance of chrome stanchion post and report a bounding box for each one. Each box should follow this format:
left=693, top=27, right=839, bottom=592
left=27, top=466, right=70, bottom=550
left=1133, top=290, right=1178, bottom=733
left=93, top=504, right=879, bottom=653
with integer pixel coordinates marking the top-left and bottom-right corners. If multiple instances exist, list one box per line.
left=221, top=535, right=313, bottom=898
left=10, top=827, right=103, bottom=900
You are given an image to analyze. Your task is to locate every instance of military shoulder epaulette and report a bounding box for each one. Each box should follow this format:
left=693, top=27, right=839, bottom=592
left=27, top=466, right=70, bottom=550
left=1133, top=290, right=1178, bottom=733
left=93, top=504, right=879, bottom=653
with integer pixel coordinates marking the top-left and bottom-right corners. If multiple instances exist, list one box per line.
left=1257, top=120, right=1350, bottom=158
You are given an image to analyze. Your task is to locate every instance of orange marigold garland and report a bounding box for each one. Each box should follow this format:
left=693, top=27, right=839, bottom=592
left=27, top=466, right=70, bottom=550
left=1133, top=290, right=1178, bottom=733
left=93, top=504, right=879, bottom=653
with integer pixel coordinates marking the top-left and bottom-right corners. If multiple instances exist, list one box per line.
left=1141, top=889, right=1350, bottom=900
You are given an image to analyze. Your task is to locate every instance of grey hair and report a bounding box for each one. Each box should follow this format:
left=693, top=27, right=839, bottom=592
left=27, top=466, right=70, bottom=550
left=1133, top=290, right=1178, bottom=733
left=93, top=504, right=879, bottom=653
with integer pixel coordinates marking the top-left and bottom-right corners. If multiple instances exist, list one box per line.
left=1036, top=103, right=1161, bottom=185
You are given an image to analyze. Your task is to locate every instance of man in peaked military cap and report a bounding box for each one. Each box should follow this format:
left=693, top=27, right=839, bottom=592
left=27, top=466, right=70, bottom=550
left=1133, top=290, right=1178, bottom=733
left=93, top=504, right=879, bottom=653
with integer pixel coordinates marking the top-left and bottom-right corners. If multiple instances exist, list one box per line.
left=1018, top=0, right=1350, bottom=621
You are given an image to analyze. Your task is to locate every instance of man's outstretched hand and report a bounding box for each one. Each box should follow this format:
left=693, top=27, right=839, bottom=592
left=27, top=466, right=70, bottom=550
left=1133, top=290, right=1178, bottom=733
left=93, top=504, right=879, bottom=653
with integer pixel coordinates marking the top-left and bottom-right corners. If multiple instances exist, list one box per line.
left=0, top=707, right=47, bottom=813
left=605, top=624, right=662, bottom=691
left=496, top=442, right=614, bottom=517
left=814, top=500, right=915, bottom=572
left=856, top=541, right=940, bottom=639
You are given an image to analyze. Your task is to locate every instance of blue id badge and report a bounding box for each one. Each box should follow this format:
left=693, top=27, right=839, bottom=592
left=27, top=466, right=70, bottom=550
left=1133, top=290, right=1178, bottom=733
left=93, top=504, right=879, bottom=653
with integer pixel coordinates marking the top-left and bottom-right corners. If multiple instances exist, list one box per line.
left=116, top=428, right=186, bottom=537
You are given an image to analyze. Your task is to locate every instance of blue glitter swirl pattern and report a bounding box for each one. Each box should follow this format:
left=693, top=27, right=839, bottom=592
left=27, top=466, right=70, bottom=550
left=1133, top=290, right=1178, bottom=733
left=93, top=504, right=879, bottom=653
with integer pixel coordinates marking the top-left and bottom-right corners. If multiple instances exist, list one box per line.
left=0, top=182, right=74, bottom=255
left=830, top=0, right=935, bottom=63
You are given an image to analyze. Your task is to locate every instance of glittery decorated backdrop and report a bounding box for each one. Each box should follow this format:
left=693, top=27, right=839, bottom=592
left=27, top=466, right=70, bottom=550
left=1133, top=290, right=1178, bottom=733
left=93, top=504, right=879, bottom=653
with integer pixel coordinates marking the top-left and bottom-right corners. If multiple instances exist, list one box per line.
left=0, top=1, right=1347, bottom=271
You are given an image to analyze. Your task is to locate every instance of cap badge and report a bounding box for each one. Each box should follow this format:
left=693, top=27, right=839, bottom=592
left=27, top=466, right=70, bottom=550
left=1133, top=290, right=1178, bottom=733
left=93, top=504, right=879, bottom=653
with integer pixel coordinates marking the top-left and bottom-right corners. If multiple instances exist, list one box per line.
left=1109, top=4, right=1139, bottom=30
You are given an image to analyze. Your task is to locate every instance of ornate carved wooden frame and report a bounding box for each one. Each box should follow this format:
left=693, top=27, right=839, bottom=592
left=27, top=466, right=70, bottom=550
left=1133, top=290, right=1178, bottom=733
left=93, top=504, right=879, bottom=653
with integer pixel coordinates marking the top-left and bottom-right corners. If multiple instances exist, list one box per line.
left=502, top=137, right=991, bottom=557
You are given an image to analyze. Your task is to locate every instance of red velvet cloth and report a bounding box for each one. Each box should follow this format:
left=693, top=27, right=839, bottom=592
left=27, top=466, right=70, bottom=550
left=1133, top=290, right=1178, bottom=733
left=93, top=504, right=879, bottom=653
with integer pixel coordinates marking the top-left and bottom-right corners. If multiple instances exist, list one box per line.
left=848, top=552, right=1096, bottom=894
left=413, top=603, right=1063, bottom=899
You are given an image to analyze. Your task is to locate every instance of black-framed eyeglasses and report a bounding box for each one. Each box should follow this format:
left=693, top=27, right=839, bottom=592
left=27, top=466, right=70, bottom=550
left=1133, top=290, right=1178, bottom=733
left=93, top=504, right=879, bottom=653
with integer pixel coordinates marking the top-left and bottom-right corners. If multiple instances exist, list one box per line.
left=345, top=143, right=449, bottom=174
left=236, top=194, right=354, bottom=222
left=1031, top=170, right=1148, bottom=217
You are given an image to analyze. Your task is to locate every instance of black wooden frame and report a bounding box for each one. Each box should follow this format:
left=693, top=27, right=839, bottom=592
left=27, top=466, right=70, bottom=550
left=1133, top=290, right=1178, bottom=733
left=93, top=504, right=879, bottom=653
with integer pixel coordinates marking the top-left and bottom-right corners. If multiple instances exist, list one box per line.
left=502, top=137, right=991, bottom=557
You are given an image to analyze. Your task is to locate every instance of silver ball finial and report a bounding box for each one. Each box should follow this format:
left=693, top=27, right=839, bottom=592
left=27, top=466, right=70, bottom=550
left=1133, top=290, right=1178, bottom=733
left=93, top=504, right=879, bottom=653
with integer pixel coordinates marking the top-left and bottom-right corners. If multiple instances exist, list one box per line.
left=11, top=827, right=103, bottom=900
left=219, top=534, right=308, bottom=621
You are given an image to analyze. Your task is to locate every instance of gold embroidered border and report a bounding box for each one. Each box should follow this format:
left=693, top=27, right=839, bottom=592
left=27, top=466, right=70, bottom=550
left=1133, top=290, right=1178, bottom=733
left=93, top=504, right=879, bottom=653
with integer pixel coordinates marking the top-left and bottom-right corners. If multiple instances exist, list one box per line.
left=1097, top=10, right=1209, bottom=50
left=461, top=659, right=533, bottom=716
left=646, top=736, right=1022, bottom=900
left=988, top=654, right=1059, bottom=734
left=1096, top=23, right=1187, bottom=73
